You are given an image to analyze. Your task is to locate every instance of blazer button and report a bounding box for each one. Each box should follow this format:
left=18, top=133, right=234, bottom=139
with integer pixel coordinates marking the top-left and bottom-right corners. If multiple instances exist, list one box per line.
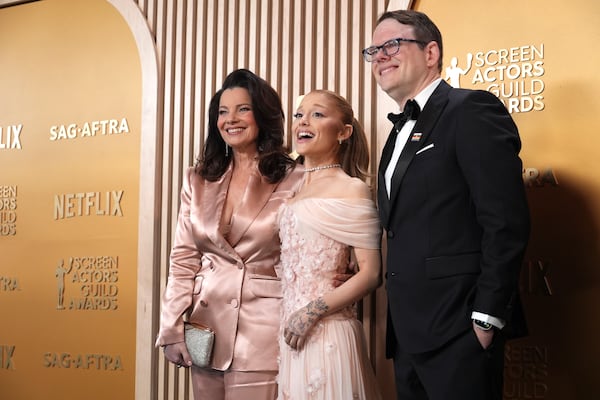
left=230, top=299, right=239, bottom=308
left=387, top=230, right=394, bottom=238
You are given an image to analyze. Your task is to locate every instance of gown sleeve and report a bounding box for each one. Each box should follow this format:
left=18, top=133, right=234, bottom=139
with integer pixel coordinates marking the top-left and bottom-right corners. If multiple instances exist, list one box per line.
left=290, top=198, right=381, bottom=250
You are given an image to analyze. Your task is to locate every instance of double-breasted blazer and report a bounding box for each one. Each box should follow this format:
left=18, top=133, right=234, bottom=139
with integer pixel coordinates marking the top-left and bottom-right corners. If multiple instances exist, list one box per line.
left=156, top=163, right=304, bottom=371
left=378, top=80, right=530, bottom=355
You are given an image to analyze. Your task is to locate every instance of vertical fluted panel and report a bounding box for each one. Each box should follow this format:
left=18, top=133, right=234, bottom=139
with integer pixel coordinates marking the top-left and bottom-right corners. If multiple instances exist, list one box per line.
left=131, top=1, right=395, bottom=398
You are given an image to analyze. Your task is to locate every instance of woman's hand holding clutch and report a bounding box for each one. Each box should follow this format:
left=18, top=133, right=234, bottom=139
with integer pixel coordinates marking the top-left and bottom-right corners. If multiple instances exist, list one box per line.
left=162, top=341, right=193, bottom=368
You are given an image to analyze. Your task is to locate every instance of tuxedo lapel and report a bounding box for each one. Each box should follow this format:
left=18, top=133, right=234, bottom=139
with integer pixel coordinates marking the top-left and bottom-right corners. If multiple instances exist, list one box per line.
left=377, top=173, right=391, bottom=227
left=379, top=126, right=399, bottom=174
left=386, top=81, right=452, bottom=222
left=378, top=126, right=398, bottom=225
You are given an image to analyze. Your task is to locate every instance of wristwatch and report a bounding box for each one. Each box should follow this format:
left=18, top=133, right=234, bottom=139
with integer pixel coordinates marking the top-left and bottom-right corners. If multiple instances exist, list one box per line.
left=473, top=319, right=493, bottom=331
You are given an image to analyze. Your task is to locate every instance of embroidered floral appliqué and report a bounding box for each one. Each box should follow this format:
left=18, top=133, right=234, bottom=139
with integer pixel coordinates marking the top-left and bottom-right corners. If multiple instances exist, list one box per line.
left=306, top=368, right=325, bottom=396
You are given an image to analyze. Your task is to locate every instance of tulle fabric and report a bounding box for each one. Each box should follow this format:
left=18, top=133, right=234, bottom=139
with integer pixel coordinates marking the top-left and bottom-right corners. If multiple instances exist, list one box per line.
left=276, top=198, right=382, bottom=400
left=278, top=315, right=381, bottom=400
left=289, top=197, right=381, bottom=250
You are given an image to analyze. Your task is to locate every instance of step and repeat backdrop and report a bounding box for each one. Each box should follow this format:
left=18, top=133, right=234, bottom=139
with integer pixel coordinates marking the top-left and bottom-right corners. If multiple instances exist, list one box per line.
left=1, top=0, right=599, bottom=399
left=417, top=0, right=600, bottom=398
left=0, top=1, right=141, bottom=399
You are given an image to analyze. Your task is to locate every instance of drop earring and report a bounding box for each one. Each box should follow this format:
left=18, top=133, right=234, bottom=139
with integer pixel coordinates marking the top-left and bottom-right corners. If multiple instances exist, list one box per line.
left=338, top=139, right=343, bottom=145
left=225, top=143, right=229, bottom=157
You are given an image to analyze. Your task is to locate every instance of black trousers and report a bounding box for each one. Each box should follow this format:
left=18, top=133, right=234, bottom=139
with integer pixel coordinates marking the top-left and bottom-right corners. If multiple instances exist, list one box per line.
left=393, top=328, right=505, bottom=400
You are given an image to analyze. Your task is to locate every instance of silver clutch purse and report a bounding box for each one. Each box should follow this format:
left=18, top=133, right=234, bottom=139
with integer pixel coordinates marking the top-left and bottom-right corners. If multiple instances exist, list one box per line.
left=184, top=322, right=215, bottom=368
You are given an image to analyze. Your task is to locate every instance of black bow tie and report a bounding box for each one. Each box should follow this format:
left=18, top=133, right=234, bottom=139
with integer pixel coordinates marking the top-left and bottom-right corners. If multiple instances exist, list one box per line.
left=387, top=99, right=421, bottom=125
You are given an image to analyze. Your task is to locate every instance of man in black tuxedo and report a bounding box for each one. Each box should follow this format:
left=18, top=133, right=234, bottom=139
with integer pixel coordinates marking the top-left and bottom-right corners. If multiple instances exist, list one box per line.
left=364, top=10, right=530, bottom=400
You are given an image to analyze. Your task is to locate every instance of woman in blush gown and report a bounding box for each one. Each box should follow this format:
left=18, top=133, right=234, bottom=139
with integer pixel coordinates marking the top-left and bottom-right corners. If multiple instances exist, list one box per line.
left=276, top=90, right=383, bottom=400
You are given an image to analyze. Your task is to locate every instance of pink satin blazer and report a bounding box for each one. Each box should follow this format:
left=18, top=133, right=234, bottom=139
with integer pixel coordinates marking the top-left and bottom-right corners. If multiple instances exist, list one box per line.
left=156, top=163, right=304, bottom=372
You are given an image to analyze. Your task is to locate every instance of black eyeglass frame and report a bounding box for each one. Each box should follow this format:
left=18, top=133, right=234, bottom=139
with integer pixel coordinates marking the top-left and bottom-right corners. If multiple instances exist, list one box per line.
left=362, top=37, right=427, bottom=62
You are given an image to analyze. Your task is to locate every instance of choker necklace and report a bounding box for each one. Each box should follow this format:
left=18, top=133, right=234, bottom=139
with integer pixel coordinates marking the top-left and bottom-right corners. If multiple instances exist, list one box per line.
left=304, top=163, right=341, bottom=172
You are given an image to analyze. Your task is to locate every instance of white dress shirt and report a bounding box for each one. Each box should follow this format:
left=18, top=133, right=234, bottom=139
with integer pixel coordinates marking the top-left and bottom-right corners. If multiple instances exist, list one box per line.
left=385, top=78, right=441, bottom=198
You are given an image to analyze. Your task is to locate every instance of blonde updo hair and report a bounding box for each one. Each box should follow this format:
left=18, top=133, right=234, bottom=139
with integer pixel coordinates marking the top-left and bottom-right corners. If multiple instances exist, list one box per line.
left=304, top=89, right=370, bottom=181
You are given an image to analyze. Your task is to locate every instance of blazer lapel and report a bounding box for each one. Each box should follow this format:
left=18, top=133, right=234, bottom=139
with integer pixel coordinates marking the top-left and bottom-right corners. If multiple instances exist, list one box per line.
left=200, top=165, right=238, bottom=256
left=200, top=165, right=277, bottom=254
left=387, top=81, right=452, bottom=220
left=227, top=170, right=276, bottom=247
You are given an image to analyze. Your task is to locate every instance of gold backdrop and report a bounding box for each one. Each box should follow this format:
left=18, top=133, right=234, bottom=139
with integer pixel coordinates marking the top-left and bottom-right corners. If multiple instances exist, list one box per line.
left=0, top=0, right=141, bottom=398
left=2, top=0, right=600, bottom=399
left=416, top=0, right=600, bottom=397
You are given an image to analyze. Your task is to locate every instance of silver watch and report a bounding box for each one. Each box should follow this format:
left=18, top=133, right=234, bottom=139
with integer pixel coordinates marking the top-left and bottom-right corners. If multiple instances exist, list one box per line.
left=473, top=319, right=493, bottom=331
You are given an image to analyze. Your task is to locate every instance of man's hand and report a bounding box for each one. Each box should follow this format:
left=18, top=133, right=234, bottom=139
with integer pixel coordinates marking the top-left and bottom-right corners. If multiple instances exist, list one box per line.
left=333, top=261, right=356, bottom=287
left=472, top=322, right=494, bottom=349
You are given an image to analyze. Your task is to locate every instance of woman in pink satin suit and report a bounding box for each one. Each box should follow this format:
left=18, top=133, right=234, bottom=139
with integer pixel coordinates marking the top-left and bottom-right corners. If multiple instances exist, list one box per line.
left=156, top=69, right=304, bottom=399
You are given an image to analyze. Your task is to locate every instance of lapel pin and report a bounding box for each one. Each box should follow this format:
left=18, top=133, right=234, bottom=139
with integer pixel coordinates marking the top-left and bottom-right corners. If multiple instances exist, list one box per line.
left=411, top=132, right=422, bottom=142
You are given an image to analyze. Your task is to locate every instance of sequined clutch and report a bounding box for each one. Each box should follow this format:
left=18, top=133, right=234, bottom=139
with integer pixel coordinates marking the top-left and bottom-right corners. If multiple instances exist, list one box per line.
left=184, top=322, right=215, bottom=368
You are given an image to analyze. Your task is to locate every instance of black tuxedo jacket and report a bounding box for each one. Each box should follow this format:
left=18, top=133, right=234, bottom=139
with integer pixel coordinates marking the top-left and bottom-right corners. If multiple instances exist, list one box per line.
left=378, top=80, right=530, bottom=356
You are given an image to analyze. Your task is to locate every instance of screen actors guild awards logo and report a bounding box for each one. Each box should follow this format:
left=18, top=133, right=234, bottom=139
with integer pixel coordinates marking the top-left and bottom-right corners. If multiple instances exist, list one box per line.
left=54, top=256, right=119, bottom=310
left=445, top=53, right=473, bottom=88
left=0, top=185, right=17, bottom=236
left=447, top=43, right=545, bottom=114
left=55, top=259, right=73, bottom=310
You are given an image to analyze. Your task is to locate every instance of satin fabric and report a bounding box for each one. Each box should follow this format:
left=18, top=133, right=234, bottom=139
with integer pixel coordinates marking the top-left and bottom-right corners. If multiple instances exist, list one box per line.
left=191, top=368, right=278, bottom=400
left=156, top=163, right=304, bottom=372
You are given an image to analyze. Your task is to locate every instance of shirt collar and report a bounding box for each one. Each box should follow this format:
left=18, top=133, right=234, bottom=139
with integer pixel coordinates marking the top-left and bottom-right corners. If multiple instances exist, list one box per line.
left=410, top=77, right=442, bottom=112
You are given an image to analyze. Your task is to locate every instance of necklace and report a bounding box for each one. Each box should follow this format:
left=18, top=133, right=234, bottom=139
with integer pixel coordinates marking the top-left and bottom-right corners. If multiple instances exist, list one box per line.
left=304, top=163, right=341, bottom=172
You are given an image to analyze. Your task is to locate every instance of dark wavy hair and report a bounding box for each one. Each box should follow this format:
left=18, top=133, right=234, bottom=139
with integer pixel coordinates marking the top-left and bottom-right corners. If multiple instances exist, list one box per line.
left=196, top=69, right=295, bottom=183
left=297, top=90, right=370, bottom=181
left=377, top=10, right=444, bottom=73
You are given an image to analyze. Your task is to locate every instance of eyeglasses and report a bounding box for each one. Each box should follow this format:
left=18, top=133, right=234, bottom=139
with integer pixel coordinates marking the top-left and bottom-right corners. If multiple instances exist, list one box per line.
left=362, top=37, right=427, bottom=62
